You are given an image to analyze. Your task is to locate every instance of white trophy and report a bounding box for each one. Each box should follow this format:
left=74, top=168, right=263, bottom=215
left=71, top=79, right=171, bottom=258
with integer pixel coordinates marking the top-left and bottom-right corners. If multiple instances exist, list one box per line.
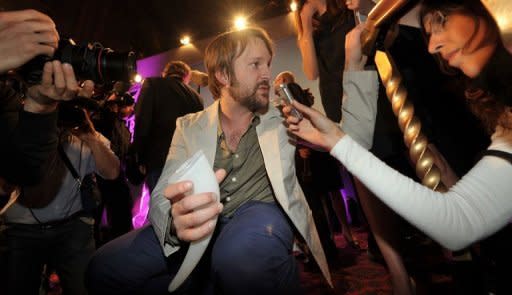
left=167, top=150, right=220, bottom=292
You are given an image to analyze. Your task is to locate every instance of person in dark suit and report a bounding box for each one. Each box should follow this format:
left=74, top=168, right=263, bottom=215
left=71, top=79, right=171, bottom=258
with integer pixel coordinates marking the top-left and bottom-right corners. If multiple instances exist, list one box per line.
left=132, top=61, right=204, bottom=192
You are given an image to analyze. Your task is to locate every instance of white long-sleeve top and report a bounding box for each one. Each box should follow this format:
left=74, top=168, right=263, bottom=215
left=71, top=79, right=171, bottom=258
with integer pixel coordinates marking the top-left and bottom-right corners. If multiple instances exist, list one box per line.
left=331, top=127, right=512, bottom=250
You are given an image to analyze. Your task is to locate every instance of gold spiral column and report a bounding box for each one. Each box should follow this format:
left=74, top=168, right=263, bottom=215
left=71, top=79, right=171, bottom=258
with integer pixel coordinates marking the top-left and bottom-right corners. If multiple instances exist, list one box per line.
left=359, top=0, right=447, bottom=191
left=374, top=49, right=446, bottom=191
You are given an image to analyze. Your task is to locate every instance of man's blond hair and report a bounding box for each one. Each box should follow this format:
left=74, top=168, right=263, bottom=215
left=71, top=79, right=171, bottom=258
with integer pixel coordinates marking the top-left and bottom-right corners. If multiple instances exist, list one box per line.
left=204, top=27, right=273, bottom=99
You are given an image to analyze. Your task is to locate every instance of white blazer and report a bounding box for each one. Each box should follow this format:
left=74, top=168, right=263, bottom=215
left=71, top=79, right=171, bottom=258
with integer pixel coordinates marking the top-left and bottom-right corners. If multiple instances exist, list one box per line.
left=149, top=100, right=332, bottom=287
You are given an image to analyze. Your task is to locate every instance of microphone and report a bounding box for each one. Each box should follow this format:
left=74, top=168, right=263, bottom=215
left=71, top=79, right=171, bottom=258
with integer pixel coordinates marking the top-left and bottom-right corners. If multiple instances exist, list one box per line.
left=276, top=83, right=303, bottom=120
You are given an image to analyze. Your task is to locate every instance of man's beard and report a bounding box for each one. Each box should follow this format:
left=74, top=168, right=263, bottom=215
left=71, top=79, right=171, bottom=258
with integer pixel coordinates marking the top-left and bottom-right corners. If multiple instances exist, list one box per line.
left=229, top=78, right=270, bottom=112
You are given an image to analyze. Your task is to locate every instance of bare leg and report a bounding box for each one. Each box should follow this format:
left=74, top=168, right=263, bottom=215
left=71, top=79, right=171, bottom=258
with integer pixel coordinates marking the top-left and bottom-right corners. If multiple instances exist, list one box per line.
left=329, top=189, right=357, bottom=246
left=354, top=178, right=415, bottom=295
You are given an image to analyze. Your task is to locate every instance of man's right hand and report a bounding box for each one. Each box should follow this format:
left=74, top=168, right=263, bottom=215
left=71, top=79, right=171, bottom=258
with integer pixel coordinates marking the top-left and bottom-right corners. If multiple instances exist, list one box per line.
left=164, top=169, right=226, bottom=242
left=0, top=9, right=59, bottom=74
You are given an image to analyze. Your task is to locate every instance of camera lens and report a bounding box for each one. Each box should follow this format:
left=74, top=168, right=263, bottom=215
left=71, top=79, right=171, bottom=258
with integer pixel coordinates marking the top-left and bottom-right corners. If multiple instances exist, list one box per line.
left=19, top=38, right=137, bottom=85
left=97, top=50, right=137, bottom=83
left=59, top=39, right=137, bottom=84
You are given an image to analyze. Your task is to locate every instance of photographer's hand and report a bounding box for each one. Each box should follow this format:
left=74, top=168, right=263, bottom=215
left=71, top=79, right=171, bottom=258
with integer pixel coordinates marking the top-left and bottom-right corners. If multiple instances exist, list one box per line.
left=0, top=9, right=59, bottom=74
left=78, top=80, right=95, bottom=98
left=76, top=113, right=120, bottom=180
left=74, top=108, right=97, bottom=138
left=24, top=61, right=92, bottom=113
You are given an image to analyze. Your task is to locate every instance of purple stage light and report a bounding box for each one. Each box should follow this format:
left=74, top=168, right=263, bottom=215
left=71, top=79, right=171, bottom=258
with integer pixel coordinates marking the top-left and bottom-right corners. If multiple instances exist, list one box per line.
left=127, top=57, right=168, bottom=228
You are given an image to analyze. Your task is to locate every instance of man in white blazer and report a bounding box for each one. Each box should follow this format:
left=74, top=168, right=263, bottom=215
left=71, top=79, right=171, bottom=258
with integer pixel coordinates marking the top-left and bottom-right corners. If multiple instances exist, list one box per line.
left=86, top=27, right=331, bottom=295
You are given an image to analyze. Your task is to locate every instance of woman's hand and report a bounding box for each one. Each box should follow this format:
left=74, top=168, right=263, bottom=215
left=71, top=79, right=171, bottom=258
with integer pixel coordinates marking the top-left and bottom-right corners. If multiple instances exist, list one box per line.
left=283, top=100, right=345, bottom=151
left=299, top=0, right=320, bottom=35
left=345, top=0, right=361, bottom=11
left=300, top=1, right=319, bottom=23
left=345, top=24, right=368, bottom=71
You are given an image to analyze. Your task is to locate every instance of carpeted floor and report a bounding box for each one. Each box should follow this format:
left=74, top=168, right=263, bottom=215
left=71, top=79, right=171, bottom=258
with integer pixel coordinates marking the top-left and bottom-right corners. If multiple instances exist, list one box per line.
left=300, top=227, right=455, bottom=295
left=43, top=226, right=457, bottom=295
left=300, top=227, right=392, bottom=295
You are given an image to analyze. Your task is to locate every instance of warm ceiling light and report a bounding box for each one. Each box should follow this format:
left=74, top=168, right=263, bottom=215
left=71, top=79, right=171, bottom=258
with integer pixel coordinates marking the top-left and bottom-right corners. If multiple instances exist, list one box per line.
left=234, top=16, right=247, bottom=30
left=180, top=35, right=191, bottom=46
left=134, top=74, right=143, bottom=83
left=290, top=1, right=298, bottom=12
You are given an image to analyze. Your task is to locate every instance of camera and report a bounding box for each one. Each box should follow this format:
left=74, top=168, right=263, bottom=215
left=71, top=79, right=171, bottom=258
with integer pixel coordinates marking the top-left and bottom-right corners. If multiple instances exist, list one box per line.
left=18, top=38, right=137, bottom=85
left=58, top=96, right=100, bottom=131
left=106, top=92, right=135, bottom=108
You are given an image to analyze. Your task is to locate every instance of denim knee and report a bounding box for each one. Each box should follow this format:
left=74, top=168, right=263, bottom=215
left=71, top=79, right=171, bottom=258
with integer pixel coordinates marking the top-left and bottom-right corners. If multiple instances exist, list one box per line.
left=210, top=202, right=301, bottom=294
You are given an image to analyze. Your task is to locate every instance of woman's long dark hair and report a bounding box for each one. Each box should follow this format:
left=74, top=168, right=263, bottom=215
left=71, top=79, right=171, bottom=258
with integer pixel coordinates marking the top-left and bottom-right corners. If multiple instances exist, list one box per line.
left=420, top=0, right=510, bottom=133
left=419, top=0, right=500, bottom=66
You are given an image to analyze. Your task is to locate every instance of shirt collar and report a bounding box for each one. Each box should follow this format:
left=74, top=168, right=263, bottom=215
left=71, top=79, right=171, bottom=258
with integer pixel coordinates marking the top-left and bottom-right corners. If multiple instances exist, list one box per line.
left=216, top=104, right=260, bottom=140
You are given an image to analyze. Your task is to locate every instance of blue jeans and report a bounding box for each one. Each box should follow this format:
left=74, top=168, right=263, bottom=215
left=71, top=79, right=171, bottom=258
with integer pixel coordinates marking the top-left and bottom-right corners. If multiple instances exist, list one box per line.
left=86, top=201, right=302, bottom=295
left=5, top=216, right=95, bottom=295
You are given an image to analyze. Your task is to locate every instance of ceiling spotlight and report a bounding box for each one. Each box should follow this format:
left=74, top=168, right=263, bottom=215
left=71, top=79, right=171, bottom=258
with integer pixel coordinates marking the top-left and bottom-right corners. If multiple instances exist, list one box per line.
left=180, top=35, right=191, bottom=46
left=234, top=16, right=247, bottom=30
left=134, top=74, right=143, bottom=83
left=290, top=1, right=298, bottom=12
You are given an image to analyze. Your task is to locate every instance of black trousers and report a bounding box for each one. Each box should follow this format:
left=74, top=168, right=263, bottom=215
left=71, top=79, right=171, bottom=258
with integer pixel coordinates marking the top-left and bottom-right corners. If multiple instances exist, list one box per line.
left=4, top=216, right=95, bottom=295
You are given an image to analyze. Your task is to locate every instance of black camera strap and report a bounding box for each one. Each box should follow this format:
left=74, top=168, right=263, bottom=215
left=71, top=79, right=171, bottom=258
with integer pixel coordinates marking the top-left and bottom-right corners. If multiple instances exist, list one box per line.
left=28, top=141, right=82, bottom=225
left=57, top=142, right=83, bottom=188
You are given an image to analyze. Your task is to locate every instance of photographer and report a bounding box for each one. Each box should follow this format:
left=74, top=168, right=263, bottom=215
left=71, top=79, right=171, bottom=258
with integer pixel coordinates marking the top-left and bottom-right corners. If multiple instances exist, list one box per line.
left=0, top=9, right=61, bottom=188
left=92, top=91, right=135, bottom=244
left=2, top=58, right=120, bottom=295
left=1, top=6, right=133, bottom=193
left=95, top=91, right=134, bottom=161
left=1, top=9, right=127, bottom=293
